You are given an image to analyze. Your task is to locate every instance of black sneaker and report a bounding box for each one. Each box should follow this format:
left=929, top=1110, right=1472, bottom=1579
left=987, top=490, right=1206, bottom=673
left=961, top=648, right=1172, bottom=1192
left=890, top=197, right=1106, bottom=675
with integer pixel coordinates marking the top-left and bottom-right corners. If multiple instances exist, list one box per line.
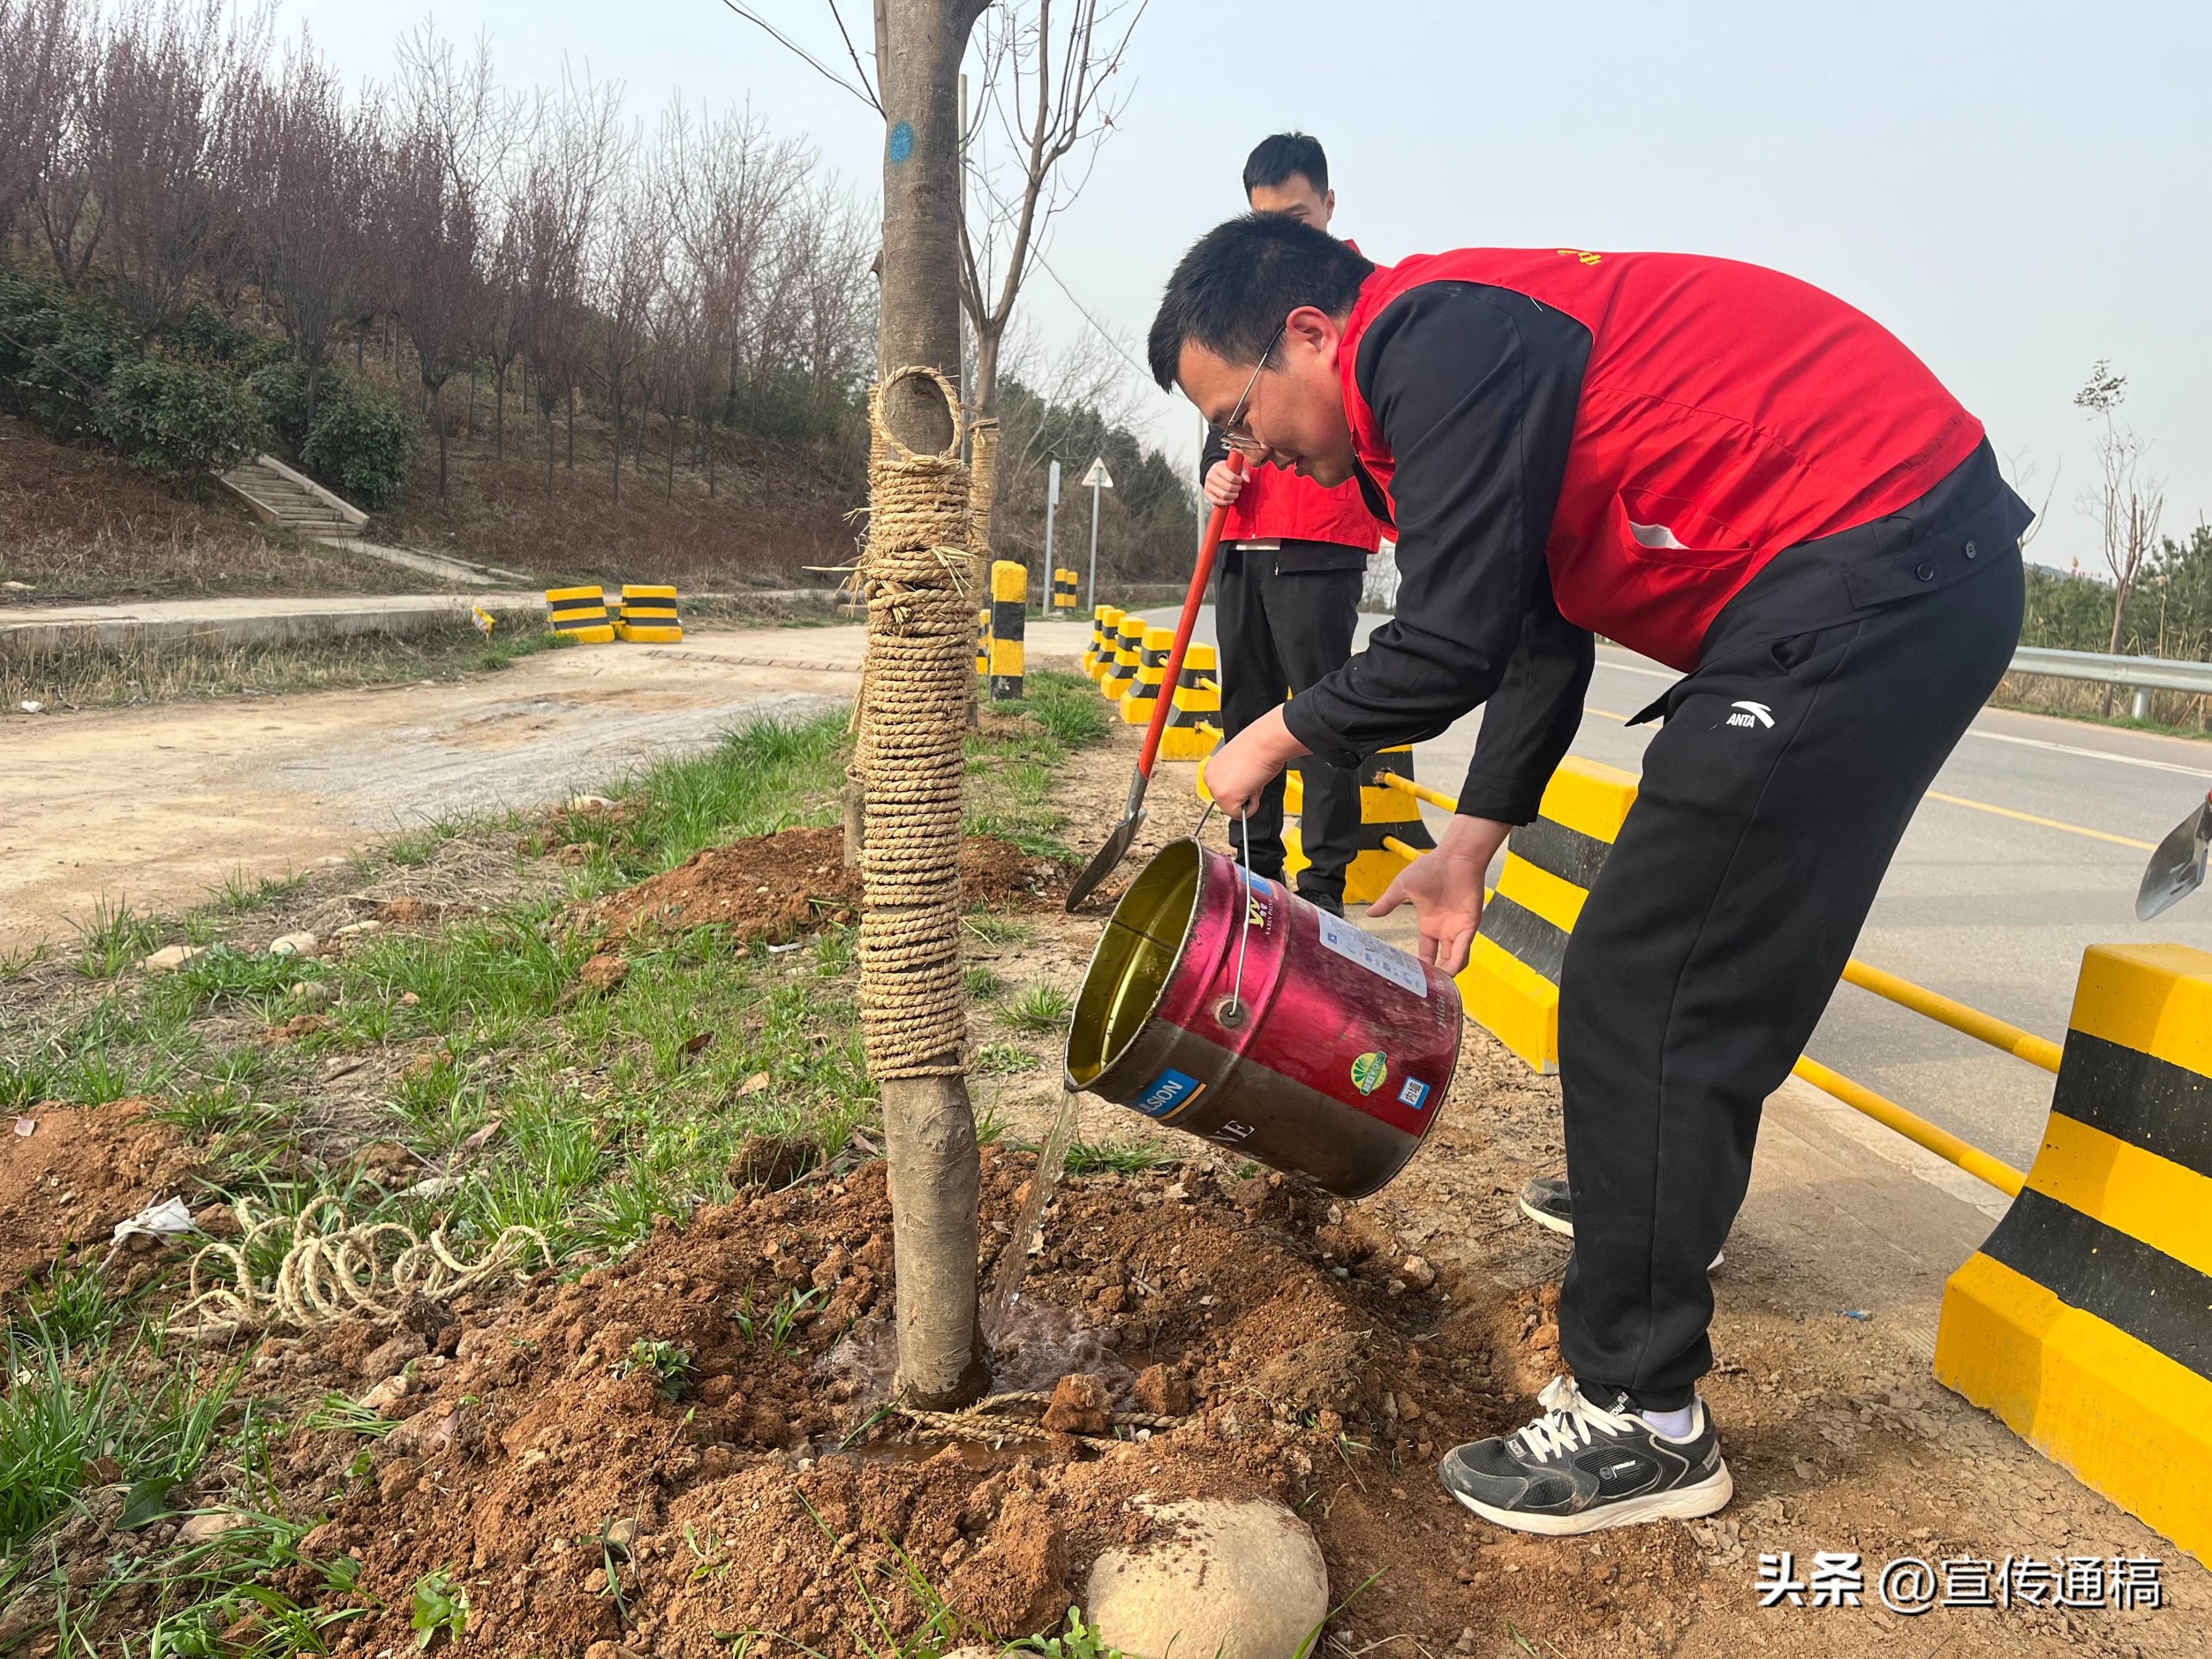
left=1299, top=889, right=1345, bottom=916
left=1518, top=1177, right=1724, bottom=1269
left=1438, top=1376, right=1733, bottom=1535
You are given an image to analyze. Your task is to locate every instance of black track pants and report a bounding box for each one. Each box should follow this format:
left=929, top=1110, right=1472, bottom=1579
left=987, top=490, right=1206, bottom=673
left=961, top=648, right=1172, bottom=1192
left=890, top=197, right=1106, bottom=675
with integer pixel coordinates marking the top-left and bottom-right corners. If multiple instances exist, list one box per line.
left=1555, top=550, right=2026, bottom=1409
left=1218, top=561, right=1364, bottom=902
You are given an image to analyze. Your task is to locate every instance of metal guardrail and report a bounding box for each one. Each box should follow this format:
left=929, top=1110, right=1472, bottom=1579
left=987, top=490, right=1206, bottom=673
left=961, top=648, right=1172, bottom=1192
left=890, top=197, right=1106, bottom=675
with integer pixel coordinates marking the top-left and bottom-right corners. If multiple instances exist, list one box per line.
left=1370, top=768, right=2042, bottom=1195
left=2010, top=645, right=2212, bottom=719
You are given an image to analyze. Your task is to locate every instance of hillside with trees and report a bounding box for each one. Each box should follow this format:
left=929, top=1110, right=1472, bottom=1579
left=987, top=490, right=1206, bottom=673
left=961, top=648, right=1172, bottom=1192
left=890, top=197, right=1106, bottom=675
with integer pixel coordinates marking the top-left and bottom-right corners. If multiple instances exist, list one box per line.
left=0, top=0, right=1194, bottom=598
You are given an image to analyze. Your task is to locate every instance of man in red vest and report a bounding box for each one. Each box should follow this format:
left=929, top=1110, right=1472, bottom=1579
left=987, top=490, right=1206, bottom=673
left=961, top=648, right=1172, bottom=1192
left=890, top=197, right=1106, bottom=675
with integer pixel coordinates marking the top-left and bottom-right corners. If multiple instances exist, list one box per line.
left=1148, top=216, right=2028, bottom=1535
left=1198, top=134, right=1384, bottom=916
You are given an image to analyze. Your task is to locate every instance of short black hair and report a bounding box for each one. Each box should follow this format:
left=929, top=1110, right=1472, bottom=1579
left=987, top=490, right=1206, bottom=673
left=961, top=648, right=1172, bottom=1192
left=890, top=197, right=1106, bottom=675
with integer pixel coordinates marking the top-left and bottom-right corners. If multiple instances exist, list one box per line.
left=1147, top=215, right=1375, bottom=391
left=1243, top=132, right=1328, bottom=197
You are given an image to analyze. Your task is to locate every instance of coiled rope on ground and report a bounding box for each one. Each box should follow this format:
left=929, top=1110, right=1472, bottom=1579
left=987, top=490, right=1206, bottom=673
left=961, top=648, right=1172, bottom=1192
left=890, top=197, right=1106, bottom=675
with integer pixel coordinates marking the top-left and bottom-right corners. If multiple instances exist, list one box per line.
left=166, top=1195, right=552, bottom=1341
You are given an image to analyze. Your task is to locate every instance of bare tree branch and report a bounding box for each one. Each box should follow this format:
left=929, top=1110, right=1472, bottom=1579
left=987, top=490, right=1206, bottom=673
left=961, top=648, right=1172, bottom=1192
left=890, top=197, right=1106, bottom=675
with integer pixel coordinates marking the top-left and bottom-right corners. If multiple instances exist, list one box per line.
left=716, top=0, right=881, bottom=113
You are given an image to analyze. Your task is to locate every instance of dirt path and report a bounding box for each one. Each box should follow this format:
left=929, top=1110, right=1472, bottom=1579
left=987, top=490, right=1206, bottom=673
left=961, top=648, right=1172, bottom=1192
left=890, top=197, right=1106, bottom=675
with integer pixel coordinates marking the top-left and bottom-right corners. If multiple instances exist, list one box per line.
left=0, top=624, right=871, bottom=955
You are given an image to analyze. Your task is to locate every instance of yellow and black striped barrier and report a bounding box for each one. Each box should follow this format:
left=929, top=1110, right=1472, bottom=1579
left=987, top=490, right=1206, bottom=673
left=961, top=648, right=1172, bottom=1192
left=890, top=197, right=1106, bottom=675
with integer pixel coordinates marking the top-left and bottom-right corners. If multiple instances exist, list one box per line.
left=613, top=584, right=682, bottom=643
left=988, top=560, right=1026, bottom=701
left=1101, top=614, right=1144, bottom=702
left=1052, top=567, right=1078, bottom=611
left=1119, top=625, right=1172, bottom=725
left=545, top=585, right=615, bottom=644
left=1157, top=643, right=1219, bottom=762
left=1283, top=744, right=1441, bottom=907
left=976, top=606, right=990, bottom=678
left=1935, top=943, right=2212, bottom=1560
left=1086, top=605, right=1123, bottom=682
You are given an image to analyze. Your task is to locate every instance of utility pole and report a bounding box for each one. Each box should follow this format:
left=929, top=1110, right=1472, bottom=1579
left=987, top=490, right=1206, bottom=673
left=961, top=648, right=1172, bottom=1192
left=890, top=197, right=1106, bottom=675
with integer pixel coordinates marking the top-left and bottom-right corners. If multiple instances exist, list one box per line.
left=1044, top=457, right=1060, bottom=606
left=1084, top=455, right=1113, bottom=614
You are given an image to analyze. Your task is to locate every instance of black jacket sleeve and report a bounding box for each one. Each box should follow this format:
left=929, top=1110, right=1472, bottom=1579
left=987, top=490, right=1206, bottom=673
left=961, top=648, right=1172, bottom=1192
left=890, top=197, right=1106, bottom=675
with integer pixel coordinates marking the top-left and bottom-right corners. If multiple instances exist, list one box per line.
left=1277, top=280, right=1592, bottom=824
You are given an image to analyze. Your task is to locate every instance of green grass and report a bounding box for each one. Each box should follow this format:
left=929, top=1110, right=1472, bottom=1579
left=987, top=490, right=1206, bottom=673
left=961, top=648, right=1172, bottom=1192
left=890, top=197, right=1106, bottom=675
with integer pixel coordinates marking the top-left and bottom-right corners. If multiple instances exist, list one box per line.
left=1062, top=1139, right=1173, bottom=1176
left=0, top=1327, right=239, bottom=1556
left=208, top=867, right=308, bottom=915
left=0, top=696, right=1112, bottom=1650
left=72, top=896, right=163, bottom=979
left=964, top=669, right=1112, bottom=857
left=1003, top=982, right=1074, bottom=1034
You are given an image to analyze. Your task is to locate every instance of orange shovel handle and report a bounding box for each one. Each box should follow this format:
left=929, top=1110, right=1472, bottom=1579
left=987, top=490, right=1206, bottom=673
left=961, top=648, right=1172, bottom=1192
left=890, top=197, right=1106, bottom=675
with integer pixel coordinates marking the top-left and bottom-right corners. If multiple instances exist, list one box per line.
left=1139, top=450, right=1247, bottom=779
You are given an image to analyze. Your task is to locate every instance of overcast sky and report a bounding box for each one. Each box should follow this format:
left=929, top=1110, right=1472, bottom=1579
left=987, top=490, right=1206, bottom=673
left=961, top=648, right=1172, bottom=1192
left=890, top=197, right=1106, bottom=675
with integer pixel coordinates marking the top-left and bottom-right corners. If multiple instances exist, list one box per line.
left=294, top=0, right=2210, bottom=573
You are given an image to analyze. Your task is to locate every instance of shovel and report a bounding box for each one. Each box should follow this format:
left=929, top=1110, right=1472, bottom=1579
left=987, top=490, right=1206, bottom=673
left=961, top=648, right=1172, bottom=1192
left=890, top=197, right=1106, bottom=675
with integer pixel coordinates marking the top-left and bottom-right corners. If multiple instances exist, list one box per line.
left=1065, top=450, right=1247, bottom=912
left=2135, top=787, right=2212, bottom=921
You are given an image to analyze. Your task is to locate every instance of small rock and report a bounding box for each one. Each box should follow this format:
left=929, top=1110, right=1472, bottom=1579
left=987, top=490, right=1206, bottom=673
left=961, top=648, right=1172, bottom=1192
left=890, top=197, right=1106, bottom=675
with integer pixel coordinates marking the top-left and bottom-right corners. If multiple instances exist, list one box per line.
left=1399, top=1255, right=1436, bottom=1289
left=333, top=920, right=382, bottom=939
left=747, top=1405, right=788, bottom=1447
left=141, top=944, right=207, bottom=974
left=360, top=1374, right=412, bottom=1416
left=292, top=980, right=338, bottom=1005
left=556, top=842, right=593, bottom=866
left=1042, top=1373, right=1113, bottom=1435
left=568, top=795, right=615, bottom=812
left=1132, top=1364, right=1190, bottom=1417
left=360, top=1331, right=428, bottom=1382
left=268, top=931, right=318, bottom=958
left=577, top=953, right=628, bottom=994
left=189, top=1203, right=240, bottom=1238
left=177, top=1511, right=251, bottom=1546
left=19, top=699, right=46, bottom=714
left=399, top=990, right=419, bottom=1005
left=1087, top=1499, right=1327, bottom=1659
left=2, top=579, right=33, bottom=590
left=605, top=1517, right=639, bottom=1550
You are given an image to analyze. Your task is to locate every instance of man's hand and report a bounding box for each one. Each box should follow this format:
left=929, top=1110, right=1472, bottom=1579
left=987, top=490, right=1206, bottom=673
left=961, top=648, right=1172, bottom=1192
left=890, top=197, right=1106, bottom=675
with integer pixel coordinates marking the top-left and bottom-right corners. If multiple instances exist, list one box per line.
left=1203, top=459, right=1248, bottom=509
left=1201, top=705, right=1307, bottom=820
left=1369, top=814, right=1511, bottom=975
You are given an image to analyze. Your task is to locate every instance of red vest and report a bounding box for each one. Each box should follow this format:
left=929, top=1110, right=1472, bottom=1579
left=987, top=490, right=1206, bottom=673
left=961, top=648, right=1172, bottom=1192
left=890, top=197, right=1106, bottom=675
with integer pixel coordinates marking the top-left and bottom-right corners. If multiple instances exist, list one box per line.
left=1223, top=451, right=1384, bottom=550
left=1338, top=248, right=1985, bottom=670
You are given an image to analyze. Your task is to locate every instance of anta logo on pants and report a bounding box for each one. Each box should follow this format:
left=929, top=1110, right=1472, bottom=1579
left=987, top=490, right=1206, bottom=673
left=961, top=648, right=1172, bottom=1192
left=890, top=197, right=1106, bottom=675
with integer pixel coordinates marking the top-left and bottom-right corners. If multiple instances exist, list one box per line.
left=1725, top=701, right=1775, bottom=729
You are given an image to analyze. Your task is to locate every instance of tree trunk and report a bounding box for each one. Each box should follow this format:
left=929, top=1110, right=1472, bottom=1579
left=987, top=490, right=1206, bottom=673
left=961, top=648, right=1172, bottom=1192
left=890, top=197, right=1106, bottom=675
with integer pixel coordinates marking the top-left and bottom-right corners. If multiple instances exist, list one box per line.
left=611, top=384, right=622, bottom=505
left=434, top=383, right=448, bottom=498
left=494, top=360, right=505, bottom=458
left=666, top=408, right=677, bottom=502
left=871, top=0, right=993, bottom=1413
left=566, top=385, right=575, bottom=467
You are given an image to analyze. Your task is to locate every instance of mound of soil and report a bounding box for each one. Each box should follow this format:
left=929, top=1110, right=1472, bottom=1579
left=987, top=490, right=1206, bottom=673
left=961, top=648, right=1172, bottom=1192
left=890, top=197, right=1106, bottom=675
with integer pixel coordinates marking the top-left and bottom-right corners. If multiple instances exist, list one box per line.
left=583, top=827, right=1064, bottom=944
left=0, top=1098, right=201, bottom=1295
left=257, top=1148, right=1691, bottom=1658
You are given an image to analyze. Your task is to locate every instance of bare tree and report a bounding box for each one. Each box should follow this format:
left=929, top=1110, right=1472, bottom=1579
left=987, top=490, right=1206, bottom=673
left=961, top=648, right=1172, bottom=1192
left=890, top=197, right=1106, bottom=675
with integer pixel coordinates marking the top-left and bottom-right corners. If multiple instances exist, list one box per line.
left=250, top=33, right=377, bottom=430
left=595, top=172, right=661, bottom=504
left=514, top=75, right=619, bottom=493
left=88, top=0, right=264, bottom=337
left=955, top=0, right=1145, bottom=421
left=2075, top=359, right=2166, bottom=660
left=2000, top=443, right=2059, bottom=559
left=0, top=0, right=78, bottom=252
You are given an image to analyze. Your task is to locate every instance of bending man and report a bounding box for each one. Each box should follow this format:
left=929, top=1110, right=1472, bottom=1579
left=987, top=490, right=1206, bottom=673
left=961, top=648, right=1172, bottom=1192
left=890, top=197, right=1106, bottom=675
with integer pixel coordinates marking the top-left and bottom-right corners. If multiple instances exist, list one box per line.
left=1147, top=217, right=2027, bottom=1535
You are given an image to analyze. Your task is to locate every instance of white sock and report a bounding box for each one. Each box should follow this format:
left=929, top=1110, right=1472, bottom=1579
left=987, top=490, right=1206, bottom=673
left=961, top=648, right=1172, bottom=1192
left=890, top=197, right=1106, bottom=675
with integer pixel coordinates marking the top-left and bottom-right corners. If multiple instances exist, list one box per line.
left=1639, top=1402, right=1699, bottom=1441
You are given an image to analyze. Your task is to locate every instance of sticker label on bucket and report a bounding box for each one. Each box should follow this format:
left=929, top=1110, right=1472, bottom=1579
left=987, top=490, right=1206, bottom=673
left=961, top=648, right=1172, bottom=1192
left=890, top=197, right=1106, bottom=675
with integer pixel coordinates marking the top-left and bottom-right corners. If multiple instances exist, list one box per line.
left=1351, top=1051, right=1388, bottom=1095
left=1317, top=911, right=1429, bottom=999
left=1134, top=1068, right=1203, bottom=1119
left=1397, top=1077, right=1432, bottom=1111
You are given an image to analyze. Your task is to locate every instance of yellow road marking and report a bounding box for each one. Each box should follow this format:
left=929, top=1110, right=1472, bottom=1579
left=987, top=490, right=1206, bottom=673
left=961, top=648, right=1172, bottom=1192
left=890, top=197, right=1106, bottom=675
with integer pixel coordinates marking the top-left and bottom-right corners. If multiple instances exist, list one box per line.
left=1923, top=791, right=2158, bottom=851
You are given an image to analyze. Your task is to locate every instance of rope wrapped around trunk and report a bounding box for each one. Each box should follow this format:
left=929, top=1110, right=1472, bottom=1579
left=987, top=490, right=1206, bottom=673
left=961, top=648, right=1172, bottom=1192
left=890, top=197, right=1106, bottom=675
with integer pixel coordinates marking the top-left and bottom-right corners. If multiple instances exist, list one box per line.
left=966, top=415, right=999, bottom=587
left=857, top=366, right=972, bottom=1079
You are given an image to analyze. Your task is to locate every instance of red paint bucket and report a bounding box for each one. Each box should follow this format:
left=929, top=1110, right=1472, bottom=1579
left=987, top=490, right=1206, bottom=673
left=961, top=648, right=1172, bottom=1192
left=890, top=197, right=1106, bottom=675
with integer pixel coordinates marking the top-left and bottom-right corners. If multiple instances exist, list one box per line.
left=1064, top=838, right=1461, bottom=1198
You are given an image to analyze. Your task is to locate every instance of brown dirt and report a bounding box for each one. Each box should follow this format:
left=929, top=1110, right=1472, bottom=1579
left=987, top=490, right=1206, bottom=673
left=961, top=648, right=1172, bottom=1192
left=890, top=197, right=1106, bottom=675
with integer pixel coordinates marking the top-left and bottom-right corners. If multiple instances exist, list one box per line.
left=0, top=1098, right=202, bottom=1293
left=581, top=827, right=1066, bottom=944
left=261, top=1147, right=1520, bottom=1658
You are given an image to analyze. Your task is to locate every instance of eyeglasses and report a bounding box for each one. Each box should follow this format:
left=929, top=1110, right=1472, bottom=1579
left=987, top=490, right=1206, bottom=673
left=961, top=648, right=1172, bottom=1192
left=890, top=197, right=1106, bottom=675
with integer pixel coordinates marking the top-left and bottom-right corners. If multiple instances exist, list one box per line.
left=1211, top=321, right=1287, bottom=457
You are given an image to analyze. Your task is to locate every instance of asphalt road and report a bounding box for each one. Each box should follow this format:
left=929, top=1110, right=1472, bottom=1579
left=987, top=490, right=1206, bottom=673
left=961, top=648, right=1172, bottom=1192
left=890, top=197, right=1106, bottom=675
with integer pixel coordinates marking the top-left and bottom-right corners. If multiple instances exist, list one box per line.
left=1138, top=605, right=2212, bottom=1174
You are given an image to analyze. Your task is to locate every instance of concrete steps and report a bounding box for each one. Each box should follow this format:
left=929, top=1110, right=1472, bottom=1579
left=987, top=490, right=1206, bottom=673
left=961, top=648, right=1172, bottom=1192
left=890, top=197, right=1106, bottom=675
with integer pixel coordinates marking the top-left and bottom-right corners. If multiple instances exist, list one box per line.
left=218, top=456, right=368, bottom=540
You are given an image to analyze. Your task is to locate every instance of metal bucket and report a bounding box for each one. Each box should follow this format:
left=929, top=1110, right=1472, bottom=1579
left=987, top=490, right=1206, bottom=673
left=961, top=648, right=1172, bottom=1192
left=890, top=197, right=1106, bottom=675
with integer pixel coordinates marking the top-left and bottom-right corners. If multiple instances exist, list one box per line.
left=1064, top=838, right=1462, bottom=1198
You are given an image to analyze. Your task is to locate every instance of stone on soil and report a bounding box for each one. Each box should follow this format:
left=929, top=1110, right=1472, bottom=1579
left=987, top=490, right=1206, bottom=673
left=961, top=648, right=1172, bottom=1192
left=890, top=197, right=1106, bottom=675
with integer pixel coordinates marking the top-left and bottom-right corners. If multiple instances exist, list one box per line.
left=141, top=944, right=206, bottom=973
left=1042, top=1371, right=1113, bottom=1434
left=268, top=931, right=318, bottom=957
left=1086, top=1498, right=1328, bottom=1659
left=360, top=1330, right=427, bottom=1380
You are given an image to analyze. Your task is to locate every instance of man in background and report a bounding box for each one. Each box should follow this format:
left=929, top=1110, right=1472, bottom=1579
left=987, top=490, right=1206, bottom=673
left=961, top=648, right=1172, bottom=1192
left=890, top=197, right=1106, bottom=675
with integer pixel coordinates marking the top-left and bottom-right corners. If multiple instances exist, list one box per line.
left=1199, top=133, right=1383, bottom=915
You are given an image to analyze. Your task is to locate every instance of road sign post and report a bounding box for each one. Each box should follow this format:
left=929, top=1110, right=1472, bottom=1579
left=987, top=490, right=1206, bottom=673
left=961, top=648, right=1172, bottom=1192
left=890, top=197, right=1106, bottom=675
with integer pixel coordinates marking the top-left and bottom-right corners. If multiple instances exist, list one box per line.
left=1083, top=456, right=1113, bottom=614
left=1044, top=459, right=1060, bottom=612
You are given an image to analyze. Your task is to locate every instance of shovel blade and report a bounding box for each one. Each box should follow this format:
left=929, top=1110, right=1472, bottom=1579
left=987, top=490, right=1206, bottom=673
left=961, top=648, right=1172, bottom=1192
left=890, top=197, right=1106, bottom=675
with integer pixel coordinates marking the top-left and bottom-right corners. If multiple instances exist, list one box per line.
left=1065, top=808, right=1144, bottom=913
left=2135, top=795, right=2212, bottom=922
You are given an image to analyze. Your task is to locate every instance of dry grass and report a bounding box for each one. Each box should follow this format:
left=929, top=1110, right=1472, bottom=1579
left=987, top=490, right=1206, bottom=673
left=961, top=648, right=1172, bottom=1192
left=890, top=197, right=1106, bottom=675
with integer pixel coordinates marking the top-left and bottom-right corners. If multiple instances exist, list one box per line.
left=1993, top=670, right=2212, bottom=738
left=0, top=619, right=569, bottom=710
left=369, top=403, right=866, bottom=590
left=0, top=416, right=435, bottom=603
